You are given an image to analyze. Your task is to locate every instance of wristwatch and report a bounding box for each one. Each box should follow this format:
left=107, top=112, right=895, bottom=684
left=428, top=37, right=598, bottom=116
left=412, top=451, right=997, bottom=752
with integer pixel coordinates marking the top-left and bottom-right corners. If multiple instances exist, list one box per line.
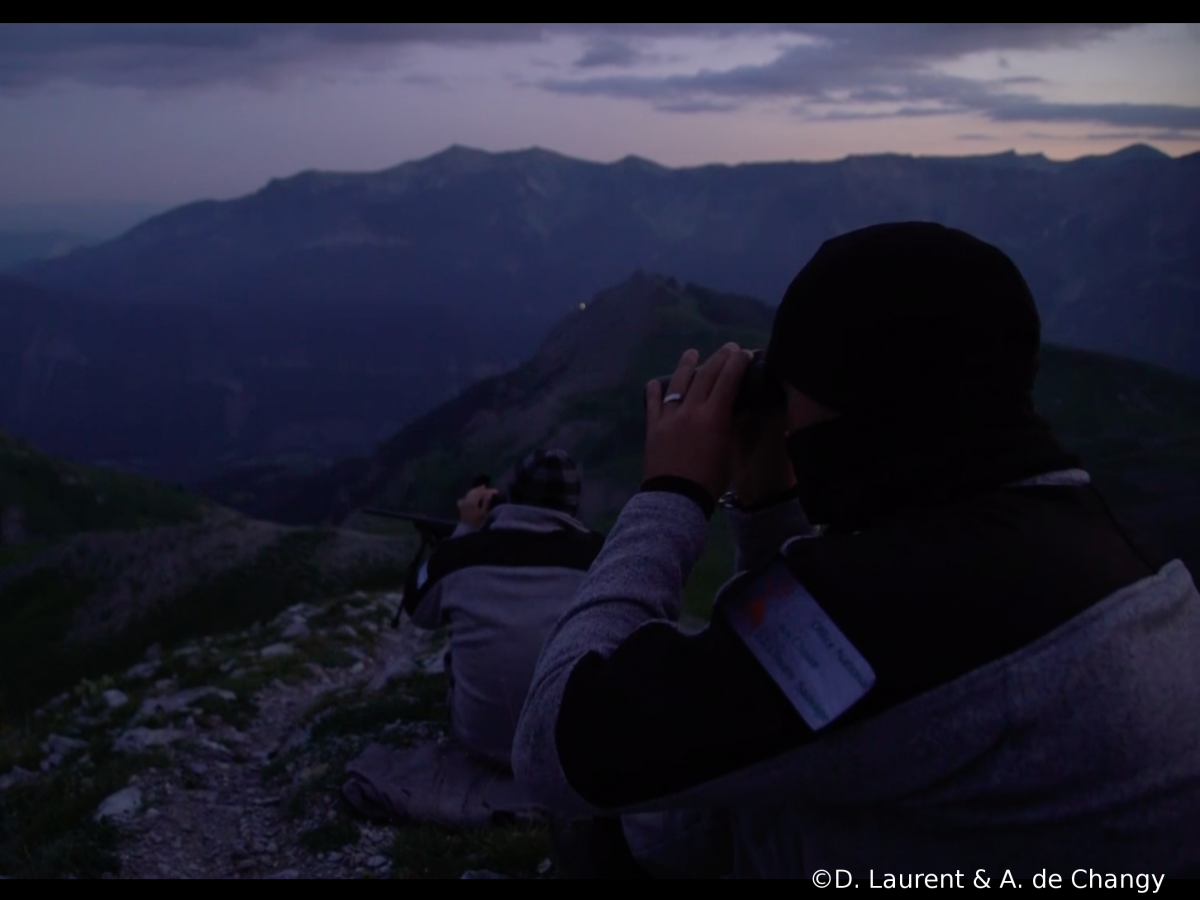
left=719, top=485, right=801, bottom=512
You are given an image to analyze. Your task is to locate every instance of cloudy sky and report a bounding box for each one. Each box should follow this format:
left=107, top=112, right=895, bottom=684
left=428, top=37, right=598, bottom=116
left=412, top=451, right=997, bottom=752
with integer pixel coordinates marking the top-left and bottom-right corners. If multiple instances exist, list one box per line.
left=1, top=23, right=1198, bottom=211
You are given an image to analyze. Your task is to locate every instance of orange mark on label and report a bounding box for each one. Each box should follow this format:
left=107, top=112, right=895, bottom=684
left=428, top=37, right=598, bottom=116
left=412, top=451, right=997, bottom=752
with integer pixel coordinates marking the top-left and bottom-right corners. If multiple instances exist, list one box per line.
left=745, top=595, right=768, bottom=628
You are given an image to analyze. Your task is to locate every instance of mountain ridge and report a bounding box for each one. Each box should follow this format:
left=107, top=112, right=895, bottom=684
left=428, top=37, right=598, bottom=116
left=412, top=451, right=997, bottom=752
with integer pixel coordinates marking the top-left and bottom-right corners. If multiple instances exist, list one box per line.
left=194, top=273, right=1200, bottom=592
left=4, top=142, right=1197, bottom=483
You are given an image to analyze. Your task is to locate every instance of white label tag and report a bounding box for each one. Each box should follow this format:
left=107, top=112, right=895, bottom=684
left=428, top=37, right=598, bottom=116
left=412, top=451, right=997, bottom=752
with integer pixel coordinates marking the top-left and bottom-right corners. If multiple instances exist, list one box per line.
left=721, top=561, right=875, bottom=730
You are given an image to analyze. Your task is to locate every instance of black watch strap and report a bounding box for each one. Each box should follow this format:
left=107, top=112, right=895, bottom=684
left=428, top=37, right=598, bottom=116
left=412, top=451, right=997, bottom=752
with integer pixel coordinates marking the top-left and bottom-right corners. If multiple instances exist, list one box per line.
left=721, top=485, right=801, bottom=513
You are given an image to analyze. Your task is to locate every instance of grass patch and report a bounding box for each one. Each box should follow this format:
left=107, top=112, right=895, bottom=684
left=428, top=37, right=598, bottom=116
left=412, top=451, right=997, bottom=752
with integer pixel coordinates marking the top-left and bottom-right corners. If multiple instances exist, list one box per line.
left=389, top=821, right=553, bottom=879
left=300, top=687, right=357, bottom=727
left=0, top=569, right=100, bottom=723
left=261, top=746, right=306, bottom=784
left=296, top=635, right=361, bottom=670
left=116, top=529, right=336, bottom=652
left=284, top=785, right=315, bottom=821
left=310, top=673, right=449, bottom=743
left=299, top=818, right=361, bottom=853
left=0, top=430, right=203, bottom=549
left=0, top=540, right=54, bottom=572
left=0, top=748, right=170, bottom=879
left=191, top=693, right=256, bottom=731
left=1, top=524, right=410, bottom=722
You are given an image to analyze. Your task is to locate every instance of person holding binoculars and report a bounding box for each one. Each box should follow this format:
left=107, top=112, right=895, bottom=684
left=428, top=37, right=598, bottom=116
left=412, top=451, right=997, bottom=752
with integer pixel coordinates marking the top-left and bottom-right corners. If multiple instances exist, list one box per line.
left=513, top=222, right=1200, bottom=879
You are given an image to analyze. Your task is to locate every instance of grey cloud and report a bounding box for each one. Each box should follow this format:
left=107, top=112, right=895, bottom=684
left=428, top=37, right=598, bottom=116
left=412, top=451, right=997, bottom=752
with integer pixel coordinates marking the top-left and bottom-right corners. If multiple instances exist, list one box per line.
left=0, top=23, right=562, bottom=89
left=988, top=100, right=1200, bottom=131
left=1085, top=130, right=1198, bottom=141
left=1085, top=131, right=1197, bottom=142
left=4, top=22, right=1191, bottom=132
left=956, top=133, right=997, bottom=140
left=0, top=23, right=1142, bottom=90
left=542, top=24, right=1200, bottom=132
left=655, top=98, right=742, bottom=113
left=574, top=38, right=645, bottom=68
left=1024, top=129, right=1197, bottom=142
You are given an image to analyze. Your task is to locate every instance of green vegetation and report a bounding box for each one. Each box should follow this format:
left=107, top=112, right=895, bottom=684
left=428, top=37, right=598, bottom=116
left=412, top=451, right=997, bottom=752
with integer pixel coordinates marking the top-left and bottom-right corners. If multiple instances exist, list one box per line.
left=309, top=673, right=449, bottom=743
left=0, top=529, right=409, bottom=723
left=623, top=291, right=771, bottom=387
left=0, top=568, right=100, bottom=721
left=0, top=431, right=202, bottom=562
left=300, top=818, right=362, bottom=854
left=258, top=669, right=457, bottom=856
left=259, top=663, right=550, bottom=879
left=389, top=821, right=553, bottom=879
left=1035, top=345, right=1200, bottom=507
left=0, top=749, right=170, bottom=879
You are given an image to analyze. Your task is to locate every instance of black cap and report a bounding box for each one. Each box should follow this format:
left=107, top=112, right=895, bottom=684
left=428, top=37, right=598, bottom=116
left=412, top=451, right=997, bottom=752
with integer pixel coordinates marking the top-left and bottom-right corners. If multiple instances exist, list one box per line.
left=766, top=222, right=1041, bottom=417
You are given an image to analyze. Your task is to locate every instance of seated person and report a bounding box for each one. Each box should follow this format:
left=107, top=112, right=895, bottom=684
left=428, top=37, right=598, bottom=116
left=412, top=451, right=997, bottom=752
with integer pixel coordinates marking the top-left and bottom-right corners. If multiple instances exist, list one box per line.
left=512, top=224, right=1200, bottom=878
left=401, top=449, right=605, bottom=771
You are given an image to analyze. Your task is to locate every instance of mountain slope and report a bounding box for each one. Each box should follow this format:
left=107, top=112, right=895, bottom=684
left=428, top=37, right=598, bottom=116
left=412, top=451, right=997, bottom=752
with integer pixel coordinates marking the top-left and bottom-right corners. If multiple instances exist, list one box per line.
left=0, top=432, right=415, bottom=722
left=0, top=428, right=203, bottom=569
left=0, top=275, right=495, bottom=483
left=0, top=230, right=92, bottom=270
left=7, top=144, right=1198, bottom=484
left=198, top=273, right=1200, bottom=608
left=20, top=144, right=1199, bottom=372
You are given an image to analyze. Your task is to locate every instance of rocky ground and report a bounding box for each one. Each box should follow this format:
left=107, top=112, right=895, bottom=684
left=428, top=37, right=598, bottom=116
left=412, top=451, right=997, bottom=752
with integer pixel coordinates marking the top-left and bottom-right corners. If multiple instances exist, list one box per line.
left=0, top=590, right=556, bottom=880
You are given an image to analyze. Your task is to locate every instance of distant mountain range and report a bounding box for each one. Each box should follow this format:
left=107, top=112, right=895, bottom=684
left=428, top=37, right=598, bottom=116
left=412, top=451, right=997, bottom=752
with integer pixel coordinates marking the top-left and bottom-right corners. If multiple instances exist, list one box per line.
left=1, top=143, right=1197, bottom=482
left=2, top=271, right=1198, bottom=716
left=198, top=273, right=1200, bottom=584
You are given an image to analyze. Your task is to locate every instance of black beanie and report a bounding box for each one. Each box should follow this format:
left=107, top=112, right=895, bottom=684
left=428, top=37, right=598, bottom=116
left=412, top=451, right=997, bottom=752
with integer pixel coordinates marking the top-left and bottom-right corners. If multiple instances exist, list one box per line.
left=766, top=221, right=1041, bottom=416
left=766, top=221, right=1078, bottom=531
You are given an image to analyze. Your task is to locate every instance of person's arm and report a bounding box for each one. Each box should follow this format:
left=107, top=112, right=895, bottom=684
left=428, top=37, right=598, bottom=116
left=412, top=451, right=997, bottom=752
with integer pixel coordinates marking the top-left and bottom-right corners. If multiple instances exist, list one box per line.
left=513, top=346, right=814, bottom=813
left=401, top=485, right=497, bottom=625
left=511, top=482, right=815, bottom=814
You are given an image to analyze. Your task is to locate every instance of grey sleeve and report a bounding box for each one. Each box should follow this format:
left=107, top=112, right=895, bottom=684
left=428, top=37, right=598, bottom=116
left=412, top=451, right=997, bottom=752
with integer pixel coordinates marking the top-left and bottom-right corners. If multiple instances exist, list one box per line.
left=511, top=491, right=710, bottom=813
left=726, top=497, right=814, bottom=574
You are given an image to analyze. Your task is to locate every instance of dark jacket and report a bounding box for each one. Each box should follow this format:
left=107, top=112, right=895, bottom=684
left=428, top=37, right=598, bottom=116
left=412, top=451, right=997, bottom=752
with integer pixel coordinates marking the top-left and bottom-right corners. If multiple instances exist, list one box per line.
left=512, top=470, right=1200, bottom=879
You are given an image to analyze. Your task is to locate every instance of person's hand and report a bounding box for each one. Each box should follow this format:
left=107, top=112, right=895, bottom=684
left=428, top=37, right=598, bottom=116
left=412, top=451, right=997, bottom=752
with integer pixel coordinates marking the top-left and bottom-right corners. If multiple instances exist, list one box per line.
left=730, top=402, right=796, bottom=507
left=729, top=351, right=796, bottom=505
left=643, top=344, right=752, bottom=503
left=457, top=485, right=500, bottom=529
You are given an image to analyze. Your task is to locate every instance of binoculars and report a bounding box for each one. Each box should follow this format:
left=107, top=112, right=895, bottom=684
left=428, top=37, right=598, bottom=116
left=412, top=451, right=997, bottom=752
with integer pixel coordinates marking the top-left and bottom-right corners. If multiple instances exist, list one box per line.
left=647, top=349, right=786, bottom=415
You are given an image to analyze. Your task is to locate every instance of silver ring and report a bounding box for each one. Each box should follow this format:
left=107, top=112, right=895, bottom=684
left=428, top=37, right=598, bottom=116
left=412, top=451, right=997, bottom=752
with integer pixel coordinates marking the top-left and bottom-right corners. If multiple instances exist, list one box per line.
left=663, top=393, right=683, bottom=404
